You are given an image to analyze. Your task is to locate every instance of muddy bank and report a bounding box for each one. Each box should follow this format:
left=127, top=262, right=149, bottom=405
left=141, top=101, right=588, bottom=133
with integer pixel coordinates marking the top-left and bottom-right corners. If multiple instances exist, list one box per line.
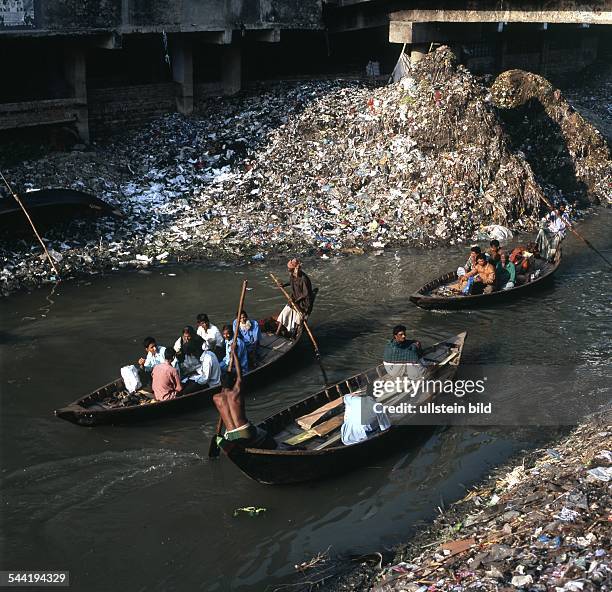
left=314, top=411, right=611, bottom=592
left=1, top=47, right=610, bottom=296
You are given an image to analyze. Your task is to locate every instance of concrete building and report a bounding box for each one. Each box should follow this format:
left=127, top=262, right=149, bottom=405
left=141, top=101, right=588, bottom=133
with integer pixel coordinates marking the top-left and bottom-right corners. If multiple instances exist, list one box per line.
left=1, top=0, right=610, bottom=144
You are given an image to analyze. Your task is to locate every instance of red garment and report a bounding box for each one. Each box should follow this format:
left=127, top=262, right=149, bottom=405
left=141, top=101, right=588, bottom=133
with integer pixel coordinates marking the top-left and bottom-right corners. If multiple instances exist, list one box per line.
left=151, top=362, right=183, bottom=401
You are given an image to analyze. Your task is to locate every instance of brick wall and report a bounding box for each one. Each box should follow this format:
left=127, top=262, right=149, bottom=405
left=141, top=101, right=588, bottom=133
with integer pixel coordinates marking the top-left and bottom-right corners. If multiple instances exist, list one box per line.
left=88, top=83, right=176, bottom=137
left=0, top=98, right=82, bottom=130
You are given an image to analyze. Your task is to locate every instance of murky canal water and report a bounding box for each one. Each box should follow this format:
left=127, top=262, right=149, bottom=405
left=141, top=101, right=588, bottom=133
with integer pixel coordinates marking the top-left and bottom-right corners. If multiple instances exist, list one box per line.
left=1, top=210, right=610, bottom=591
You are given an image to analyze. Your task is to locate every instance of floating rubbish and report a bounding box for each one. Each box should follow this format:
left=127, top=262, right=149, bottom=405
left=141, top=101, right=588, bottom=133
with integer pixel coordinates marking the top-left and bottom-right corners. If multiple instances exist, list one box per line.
left=233, top=506, right=267, bottom=517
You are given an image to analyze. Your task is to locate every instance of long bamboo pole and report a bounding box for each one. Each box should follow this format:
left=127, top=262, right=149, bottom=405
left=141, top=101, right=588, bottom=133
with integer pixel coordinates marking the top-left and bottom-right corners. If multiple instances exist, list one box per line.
left=0, top=170, right=60, bottom=277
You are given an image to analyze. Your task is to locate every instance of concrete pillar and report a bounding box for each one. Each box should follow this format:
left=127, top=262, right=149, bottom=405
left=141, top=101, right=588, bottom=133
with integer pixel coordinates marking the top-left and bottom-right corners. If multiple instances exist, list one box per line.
left=222, top=43, right=242, bottom=95
left=171, top=37, right=194, bottom=115
left=540, top=32, right=550, bottom=77
left=410, top=44, right=428, bottom=64
left=63, top=43, right=89, bottom=143
left=495, top=34, right=508, bottom=72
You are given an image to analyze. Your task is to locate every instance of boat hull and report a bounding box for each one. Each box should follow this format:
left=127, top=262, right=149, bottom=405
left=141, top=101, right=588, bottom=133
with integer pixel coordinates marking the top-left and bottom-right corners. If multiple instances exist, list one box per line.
left=410, top=252, right=561, bottom=310
left=223, top=425, right=434, bottom=485
left=55, top=329, right=304, bottom=426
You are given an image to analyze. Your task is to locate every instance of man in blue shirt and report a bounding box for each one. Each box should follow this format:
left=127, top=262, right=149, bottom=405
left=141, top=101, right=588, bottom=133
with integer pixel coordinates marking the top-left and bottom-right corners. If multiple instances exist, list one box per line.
left=220, top=325, right=249, bottom=375
left=232, top=310, right=260, bottom=366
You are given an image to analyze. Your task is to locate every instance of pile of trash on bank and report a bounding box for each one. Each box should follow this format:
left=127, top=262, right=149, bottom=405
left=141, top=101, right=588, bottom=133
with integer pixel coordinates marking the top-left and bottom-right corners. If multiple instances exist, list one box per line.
left=491, top=69, right=612, bottom=205
left=2, top=46, right=611, bottom=294
left=368, top=410, right=611, bottom=592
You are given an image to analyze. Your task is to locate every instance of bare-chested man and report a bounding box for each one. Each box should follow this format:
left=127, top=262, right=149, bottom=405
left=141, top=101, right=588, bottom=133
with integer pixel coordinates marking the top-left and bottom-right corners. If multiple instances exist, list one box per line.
left=212, top=349, right=255, bottom=441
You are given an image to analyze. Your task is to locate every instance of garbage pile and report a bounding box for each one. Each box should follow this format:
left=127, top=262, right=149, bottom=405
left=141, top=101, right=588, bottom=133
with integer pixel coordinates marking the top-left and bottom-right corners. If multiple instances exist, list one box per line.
left=1, top=46, right=610, bottom=295
left=367, top=410, right=611, bottom=592
left=564, top=62, right=612, bottom=144
left=491, top=69, right=612, bottom=206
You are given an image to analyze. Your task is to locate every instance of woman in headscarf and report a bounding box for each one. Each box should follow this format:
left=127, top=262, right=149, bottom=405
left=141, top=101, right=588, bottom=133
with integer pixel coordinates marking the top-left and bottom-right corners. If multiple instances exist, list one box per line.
left=275, top=258, right=314, bottom=336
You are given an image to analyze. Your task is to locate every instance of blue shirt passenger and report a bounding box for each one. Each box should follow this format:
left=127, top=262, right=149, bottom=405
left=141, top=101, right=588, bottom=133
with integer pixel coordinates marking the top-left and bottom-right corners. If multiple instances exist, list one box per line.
left=220, top=326, right=249, bottom=375
left=232, top=312, right=260, bottom=353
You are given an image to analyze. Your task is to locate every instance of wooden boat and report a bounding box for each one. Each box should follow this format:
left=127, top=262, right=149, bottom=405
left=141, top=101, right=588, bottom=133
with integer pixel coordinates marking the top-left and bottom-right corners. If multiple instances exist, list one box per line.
left=0, top=188, right=122, bottom=236
left=409, top=251, right=561, bottom=310
left=55, top=328, right=305, bottom=427
left=218, top=332, right=467, bottom=485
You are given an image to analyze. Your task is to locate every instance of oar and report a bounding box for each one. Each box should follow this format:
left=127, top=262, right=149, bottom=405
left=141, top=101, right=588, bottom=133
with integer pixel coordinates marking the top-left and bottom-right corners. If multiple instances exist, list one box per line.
left=208, top=279, right=248, bottom=459
left=270, top=273, right=330, bottom=386
left=538, top=193, right=612, bottom=270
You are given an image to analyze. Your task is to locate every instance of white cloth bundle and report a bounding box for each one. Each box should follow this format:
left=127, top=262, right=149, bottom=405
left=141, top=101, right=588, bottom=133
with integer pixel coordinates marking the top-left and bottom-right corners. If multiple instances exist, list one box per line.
left=121, top=365, right=141, bottom=393
left=341, top=394, right=391, bottom=446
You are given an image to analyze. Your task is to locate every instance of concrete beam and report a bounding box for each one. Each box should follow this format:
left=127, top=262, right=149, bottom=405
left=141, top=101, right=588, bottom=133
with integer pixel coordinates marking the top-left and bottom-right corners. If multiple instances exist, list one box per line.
left=389, top=9, right=612, bottom=26
left=390, top=21, right=445, bottom=44
left=249, top=28, right=281, bottom=42
left=89, top=32, right=122, bottom=49
left=201, top=29, right=233, bottom=44
left=390, top=21, right=487, bottom=45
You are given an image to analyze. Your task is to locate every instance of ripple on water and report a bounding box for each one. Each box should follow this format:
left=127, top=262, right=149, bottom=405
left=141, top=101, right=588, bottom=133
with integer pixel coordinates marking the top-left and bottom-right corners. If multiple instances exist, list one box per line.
left=0, top=449, right=202, bottom=526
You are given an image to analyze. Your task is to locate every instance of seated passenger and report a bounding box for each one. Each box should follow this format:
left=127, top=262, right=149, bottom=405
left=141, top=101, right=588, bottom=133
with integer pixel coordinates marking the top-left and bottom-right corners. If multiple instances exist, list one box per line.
left=496, top=250, right=516, bottom=290
left=219, top=325, right=249, bottom=375
left=465, top=253, right=496, bottom=294
left=510, top=246, right=531, bottom=285
left=151, top=347, right=183, bottom=401
left=487, top=239, right=501, bottom=264
left=182, top=342, right=222, bottom=393
left=173, top=326, right=205, bottom=377
left=383, top=324, right=423, bottom=378
left=232, top=311, right=260, bottom=365
left=464, top=245, right=482, bottom=273
left=196, top=314, right=224, bottom=358
left=138, top=337, right=166, bottom=373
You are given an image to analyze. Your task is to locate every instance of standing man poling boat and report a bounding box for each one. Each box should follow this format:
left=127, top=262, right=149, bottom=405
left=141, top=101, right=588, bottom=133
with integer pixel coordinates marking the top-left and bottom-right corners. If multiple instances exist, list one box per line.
left=213, top=349, right=273, bottom=447
left=213, top=349, right=253, bottom=441
left=275, top=258, right=314, bottom=336
left=536, top=209, right=566, bottom=261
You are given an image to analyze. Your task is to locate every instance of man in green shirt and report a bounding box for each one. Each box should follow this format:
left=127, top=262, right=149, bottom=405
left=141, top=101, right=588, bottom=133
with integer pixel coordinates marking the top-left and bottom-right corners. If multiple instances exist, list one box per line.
left=383, top=325, right=423, bottom=377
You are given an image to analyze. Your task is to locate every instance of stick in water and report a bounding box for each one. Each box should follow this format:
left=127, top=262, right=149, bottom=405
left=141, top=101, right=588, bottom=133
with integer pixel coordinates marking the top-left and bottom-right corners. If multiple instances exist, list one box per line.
left=208, top=279, right=248, bottom=459
left=270, top=273, right=330, bottom=386
left=0, top=170, right=60, bottom=277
